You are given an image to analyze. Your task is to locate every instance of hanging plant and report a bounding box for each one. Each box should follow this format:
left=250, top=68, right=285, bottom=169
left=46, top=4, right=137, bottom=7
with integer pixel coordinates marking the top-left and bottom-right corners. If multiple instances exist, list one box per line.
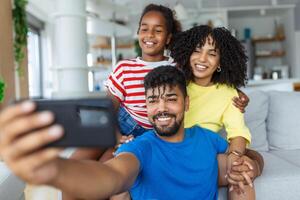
left=12, top=0, right=28, bottom=76
left=0, top=80, right=5, bottom=103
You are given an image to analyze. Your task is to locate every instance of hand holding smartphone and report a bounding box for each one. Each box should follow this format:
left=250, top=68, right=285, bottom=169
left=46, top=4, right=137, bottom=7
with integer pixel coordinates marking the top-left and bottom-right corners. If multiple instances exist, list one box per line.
left=33, top=98, right=117, bottom=148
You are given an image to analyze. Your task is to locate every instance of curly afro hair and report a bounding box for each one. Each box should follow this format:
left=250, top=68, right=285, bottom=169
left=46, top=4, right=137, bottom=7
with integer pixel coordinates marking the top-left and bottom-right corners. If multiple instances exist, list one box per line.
left=170, top=25, right=248, bottom=88
left=137, top=4, right=182, bottom=49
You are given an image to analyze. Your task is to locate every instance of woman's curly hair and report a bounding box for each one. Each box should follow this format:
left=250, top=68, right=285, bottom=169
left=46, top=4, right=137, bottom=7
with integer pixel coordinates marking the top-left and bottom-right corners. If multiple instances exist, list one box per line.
left=170, top=25, right=248, bottom=88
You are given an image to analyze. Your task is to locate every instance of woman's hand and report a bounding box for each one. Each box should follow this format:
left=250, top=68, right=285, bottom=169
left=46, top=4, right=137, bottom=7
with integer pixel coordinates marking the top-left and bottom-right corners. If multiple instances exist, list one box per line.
left=226, top=155, right=256, bottom=194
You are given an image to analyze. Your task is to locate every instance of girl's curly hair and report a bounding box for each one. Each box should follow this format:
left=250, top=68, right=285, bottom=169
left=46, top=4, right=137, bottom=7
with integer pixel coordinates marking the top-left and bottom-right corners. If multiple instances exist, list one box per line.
left=137, top=4, right=182, bottom=50
left=170, top=25, right=248, bottom=88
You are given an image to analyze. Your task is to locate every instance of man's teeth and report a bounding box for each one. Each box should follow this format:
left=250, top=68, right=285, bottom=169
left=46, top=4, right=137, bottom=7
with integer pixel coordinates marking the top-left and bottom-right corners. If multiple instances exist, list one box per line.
left=157, top=117, right=171, bottom=121
left=195, top=65, right=207, bottom=70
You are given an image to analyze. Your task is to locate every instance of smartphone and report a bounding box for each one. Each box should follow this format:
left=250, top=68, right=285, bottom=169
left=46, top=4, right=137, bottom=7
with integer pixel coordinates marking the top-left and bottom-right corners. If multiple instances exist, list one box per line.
left=33, top=98, right=117, bottom=148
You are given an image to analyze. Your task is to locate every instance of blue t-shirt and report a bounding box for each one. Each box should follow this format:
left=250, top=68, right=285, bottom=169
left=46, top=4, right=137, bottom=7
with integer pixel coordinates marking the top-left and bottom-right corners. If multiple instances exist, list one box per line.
left=116, top=126, right=228, bottom=200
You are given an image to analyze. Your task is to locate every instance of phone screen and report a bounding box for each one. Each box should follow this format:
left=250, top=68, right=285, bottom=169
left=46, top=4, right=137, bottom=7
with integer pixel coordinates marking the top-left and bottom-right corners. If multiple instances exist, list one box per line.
left=78, top=107, right=110, bottom=127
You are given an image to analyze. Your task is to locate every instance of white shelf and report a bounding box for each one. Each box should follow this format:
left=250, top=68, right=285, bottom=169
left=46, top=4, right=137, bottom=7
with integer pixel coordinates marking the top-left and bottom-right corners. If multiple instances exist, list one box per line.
left=247, top=78, right=300, bottom=86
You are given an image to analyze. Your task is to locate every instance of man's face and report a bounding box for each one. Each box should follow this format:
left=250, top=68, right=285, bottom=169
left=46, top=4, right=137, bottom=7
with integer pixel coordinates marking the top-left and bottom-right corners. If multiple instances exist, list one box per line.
left=145, top=85, right=188, bottom=137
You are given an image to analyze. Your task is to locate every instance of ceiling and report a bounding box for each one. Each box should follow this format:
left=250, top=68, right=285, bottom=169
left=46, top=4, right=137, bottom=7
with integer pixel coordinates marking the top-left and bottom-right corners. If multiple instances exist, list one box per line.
left=27, top=0, right=299, bottom=38
left=87, top=0, right=299, bottom=33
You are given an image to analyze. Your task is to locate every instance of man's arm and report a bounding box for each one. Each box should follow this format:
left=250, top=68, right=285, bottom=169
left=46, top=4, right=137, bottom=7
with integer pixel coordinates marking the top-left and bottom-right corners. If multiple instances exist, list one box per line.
left=0, top=101, right=139, bottom=199
left=54, top=153, right=139, bottom=199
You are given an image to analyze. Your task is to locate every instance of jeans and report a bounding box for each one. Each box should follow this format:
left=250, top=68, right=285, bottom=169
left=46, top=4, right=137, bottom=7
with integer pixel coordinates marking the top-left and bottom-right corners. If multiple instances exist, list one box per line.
left=118, top=106, right=148, bottom=137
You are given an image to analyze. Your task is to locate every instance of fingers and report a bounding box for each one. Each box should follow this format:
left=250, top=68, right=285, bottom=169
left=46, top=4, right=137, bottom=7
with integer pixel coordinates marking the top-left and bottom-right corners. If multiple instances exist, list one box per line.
left=231, top=157, right=253, bottom=172
left=226, top=175, right=239, bottom=186
left=119, top=135, right=134, bottom=144
left=114, top=135, right=135, bottom=156
left=231, top=164, right=250, bottom=172
left=18, top=148, right=62, bottom=173
left=243, top=160, right=254, bottom=170
left=227, top=172, right=244, bottom=182
left=232, top=98, right=246, bottom=113
left=0, top=111, right=55, bottom=149
left=0, top=101, right=35, bottom=124
left=11, top=148, right=62, bottom=185
left=242, top=171, right=253, bottom=187
left=2, top=125, right=64, bottom=162
left=232, top=158, right=243, bottom=166
left=238, top=181, right=245, bottom=193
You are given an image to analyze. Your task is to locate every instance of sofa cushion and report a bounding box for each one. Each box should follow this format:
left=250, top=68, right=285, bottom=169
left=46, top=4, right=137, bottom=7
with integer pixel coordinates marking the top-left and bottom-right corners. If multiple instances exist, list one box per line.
left=218, top=152, right=300, bottom=200
left=270, top=149, right=300, bottom=167
left=244, top=91, right=269, bottom=151
left=267, top=91, right=300, bottom=150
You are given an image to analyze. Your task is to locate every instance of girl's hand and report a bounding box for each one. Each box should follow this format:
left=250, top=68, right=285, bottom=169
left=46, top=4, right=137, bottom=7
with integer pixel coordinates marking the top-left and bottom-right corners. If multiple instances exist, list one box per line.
left=113, top=135, right=135, bottom=155
left=119, top=135, right=135, bottom=144
left=233, top=89, right=249, bottom=113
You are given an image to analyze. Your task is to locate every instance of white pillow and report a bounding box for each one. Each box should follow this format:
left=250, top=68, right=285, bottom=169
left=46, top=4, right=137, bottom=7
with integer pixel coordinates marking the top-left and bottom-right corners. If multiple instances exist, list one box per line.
left=244, top=90, right=269, bottom=151
left=267, top=91, right=300, bottom=150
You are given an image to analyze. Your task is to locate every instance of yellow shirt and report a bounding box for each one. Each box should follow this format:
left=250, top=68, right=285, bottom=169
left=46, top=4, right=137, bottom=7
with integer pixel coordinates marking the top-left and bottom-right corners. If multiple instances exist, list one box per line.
left=184, top=82, right=251, bottom=144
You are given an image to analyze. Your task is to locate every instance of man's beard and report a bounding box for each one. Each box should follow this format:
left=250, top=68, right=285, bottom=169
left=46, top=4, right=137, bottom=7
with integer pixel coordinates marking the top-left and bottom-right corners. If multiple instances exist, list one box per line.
left=151, top=112, right=182, bottom=137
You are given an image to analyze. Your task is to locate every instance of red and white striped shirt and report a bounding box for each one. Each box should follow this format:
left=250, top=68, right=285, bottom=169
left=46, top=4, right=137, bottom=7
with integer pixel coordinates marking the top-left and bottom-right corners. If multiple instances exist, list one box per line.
left=106, top=57, right=175, bottom=129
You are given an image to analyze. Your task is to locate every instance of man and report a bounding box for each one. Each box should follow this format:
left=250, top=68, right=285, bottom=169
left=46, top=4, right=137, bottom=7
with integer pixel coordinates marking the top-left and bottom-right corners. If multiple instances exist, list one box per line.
left=0, top=66, right=261, bottom=199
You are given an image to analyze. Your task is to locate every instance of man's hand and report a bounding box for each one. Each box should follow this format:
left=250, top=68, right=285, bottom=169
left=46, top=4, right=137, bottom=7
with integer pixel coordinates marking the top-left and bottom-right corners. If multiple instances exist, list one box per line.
left=233, top=89, right=249, bottom=113
left=0, top=101, right=64, bottom=185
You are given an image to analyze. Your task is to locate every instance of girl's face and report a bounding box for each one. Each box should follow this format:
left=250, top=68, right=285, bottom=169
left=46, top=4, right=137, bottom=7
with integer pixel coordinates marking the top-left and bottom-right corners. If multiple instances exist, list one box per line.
left=189, top=36, right=221, bottom=86
left=138, top=11, right=171, bottom=61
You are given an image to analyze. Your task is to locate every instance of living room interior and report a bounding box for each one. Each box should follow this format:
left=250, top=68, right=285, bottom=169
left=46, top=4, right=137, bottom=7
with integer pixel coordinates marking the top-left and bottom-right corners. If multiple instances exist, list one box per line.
left=1, top=0, right=300, bottom=199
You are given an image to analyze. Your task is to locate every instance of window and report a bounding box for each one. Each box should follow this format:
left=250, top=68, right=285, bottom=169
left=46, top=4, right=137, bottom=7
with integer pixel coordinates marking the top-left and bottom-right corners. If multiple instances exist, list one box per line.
left=27, top=13, right=44, bottom=98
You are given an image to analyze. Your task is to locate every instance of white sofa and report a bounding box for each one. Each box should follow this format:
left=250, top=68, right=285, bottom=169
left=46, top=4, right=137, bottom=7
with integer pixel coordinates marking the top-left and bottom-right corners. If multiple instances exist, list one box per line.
left=219, top=90, right=300, bottom=200
left=3, top=90, right=300, bottom=200
left=0, top=162, right=25, bottom=200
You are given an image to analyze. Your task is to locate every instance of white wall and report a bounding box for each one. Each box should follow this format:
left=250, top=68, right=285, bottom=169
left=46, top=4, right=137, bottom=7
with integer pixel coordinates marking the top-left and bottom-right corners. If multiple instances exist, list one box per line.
left=295, top=31, right=300, bottom=78
left=228, top=7, right=298, bottom=78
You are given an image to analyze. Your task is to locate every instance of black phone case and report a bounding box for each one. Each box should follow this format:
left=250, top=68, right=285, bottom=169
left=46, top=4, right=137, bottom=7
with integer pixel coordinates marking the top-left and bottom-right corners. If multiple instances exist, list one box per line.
left=34, top=98, right=117, bottom=148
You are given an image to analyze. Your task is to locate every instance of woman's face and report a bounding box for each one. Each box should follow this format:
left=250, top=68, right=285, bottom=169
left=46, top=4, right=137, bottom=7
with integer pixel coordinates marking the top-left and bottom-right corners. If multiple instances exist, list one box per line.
left=189, top=36, right=221, bottom=86
left=138, top=11, right=171, bottom=61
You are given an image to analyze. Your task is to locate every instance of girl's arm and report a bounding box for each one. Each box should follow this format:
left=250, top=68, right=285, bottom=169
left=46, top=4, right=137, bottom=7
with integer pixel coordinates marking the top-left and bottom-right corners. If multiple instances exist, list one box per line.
left=107, top=90, right=121, bottom=110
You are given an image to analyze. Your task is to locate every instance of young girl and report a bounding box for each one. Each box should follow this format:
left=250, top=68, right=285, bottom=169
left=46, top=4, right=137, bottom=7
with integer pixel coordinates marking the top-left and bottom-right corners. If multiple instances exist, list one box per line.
left=106, top=4, right=181, bottom=138
left=170, top=25, right=261, bottom=199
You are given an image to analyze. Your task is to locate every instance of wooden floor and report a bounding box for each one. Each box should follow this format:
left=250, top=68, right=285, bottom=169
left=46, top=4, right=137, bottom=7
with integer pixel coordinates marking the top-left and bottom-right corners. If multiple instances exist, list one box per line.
left=25, top=185, right=60, bottom=200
